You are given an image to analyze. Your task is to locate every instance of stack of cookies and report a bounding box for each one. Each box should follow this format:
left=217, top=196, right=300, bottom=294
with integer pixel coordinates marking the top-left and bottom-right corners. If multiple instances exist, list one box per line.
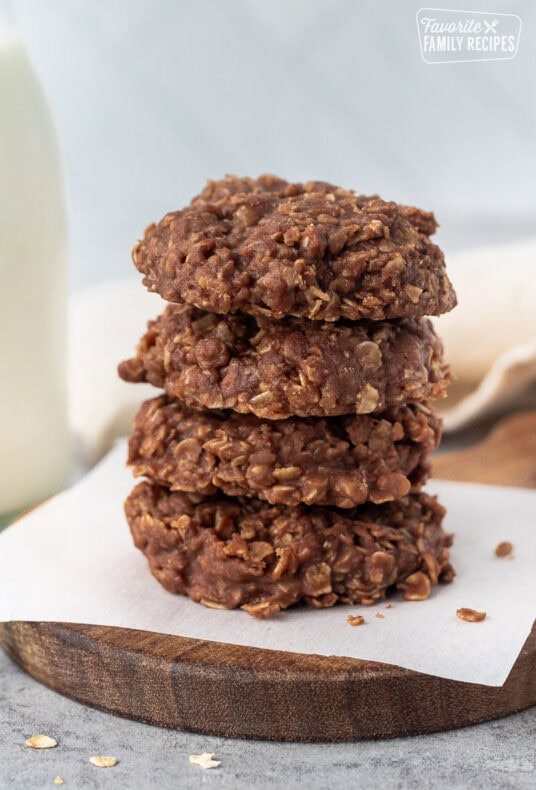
left=119, top=175, right=457, bottom=618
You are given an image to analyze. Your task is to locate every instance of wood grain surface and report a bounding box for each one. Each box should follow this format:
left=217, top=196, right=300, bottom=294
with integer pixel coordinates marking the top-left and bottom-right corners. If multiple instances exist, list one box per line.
left=433, top=411, right=536, bottom=488
left=1, top=411, right=535, bottom=742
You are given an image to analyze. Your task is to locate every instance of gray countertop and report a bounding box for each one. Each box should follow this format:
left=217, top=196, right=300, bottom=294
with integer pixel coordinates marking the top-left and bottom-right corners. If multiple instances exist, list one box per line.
left=1, top=649, right=534, bottom=790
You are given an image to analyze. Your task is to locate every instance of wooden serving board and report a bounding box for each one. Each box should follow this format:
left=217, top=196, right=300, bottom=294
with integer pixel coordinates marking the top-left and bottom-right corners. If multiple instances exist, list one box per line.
left=1, top=411, right=535, bottom=742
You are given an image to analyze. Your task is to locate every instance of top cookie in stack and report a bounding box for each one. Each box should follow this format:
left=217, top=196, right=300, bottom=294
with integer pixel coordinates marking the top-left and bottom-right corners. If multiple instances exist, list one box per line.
left=131, top=174, right=455, bottom=321
left=119, top=175, right=456, bottom=618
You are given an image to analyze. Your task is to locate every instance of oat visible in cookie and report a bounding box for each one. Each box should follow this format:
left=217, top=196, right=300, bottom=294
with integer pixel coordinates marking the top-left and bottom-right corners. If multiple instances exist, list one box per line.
left=118, top=305, right=451, bottom=419
left=128, top=396, right=440, bottom=508
left=125, top=483, right=454, bottom=617
left=133, top=174, right=456, bottom=321
left=400, top=570, right=432, bottom=601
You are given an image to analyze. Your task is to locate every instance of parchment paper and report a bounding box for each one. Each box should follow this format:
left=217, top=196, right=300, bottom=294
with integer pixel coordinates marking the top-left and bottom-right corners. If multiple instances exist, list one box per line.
left=0, top=443, right=534, bottom=687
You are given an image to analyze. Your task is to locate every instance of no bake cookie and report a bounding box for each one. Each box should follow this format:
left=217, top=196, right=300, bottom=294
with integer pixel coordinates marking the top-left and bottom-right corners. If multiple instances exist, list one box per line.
left=132, top=175, right=456, bottom=322
left=118, top=305, right=451, bottom=419
left=125, top=482, right=454, bottom=617
left=128, top=396, right=440, bottom=508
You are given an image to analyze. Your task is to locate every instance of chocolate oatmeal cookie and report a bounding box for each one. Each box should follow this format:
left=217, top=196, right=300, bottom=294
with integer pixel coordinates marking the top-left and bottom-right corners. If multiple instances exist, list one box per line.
left=118, top=305, right=451, bottom=419
left=132, top=175, right=456, bottom=322
left=129, top=396, right=440, bottom=508
left=125, top=483, right=454, bottom=617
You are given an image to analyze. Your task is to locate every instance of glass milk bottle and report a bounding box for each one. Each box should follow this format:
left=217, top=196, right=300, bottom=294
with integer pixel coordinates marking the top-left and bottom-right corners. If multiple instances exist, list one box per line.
left=0, top=2, right=69, bottom=524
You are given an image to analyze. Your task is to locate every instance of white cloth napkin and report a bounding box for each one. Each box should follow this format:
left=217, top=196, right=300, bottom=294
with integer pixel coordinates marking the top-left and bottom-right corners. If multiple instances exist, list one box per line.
left=433, top=237, right=536, bottom=430
left=68, top=279, right=161, bottom=463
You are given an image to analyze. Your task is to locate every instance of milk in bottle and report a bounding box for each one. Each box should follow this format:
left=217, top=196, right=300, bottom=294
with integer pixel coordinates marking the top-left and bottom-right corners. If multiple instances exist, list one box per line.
left=0, top=2, right=69, bottom=520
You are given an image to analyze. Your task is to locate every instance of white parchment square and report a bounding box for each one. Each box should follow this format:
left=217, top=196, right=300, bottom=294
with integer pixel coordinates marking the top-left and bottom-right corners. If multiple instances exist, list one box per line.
left=0, top=442, right=534, bottom=686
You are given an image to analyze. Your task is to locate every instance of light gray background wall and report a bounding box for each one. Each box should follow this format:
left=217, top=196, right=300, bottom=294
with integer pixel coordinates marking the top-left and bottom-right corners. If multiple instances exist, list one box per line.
left=12, top=0, right=536, bottom=290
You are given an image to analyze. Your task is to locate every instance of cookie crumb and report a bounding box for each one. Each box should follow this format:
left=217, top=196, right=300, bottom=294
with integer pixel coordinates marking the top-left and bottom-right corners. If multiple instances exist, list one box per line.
left=375, top=612, right=385, bottom=619
left=456, top=607, right=486, bottom=623
left=25, top=735, right=57, bottom=749
left=347, top=614, right=365, bottom=627
left=54, top=779, right=64, bottom=786
left=89, top=757, right=118, bottom=768
left=495, top=541, right=513, bottom=558
left=385, top=603, right=394, bottom=609
left=189, top=753, right=221, bottom=769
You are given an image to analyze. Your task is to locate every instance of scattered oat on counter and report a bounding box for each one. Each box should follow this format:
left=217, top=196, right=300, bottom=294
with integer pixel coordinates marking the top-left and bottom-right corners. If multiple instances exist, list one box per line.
left=347, top=615, right=366, bottom=627
left=456, top=608, right=487, bottom=623
left=89, top=756, right=118, bottom=768
left=375, top=612, right=385, bottom=619
left=54, top=778, right=64, bottom=786
left=189, top=753, right=221, bottom=769
left=495, top=541, right=513, bottom=558
left=25, top=735, right=57, bottom=749
left=385, top=603, right=394, bottom=609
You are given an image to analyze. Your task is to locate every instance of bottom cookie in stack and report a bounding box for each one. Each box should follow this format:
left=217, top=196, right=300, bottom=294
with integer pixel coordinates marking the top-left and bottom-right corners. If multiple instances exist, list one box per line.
left=125, top=482, right=454, bottom=618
